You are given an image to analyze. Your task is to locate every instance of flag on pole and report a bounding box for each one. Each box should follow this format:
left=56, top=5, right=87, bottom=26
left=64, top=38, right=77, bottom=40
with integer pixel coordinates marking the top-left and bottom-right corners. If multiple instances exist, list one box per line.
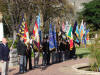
left=37, top=13, right=41, bottom=30
left=49, top=24, right=55, bottom=51
left=83, top=29, right=89, bottom=47
left=67, top=24, right=72, bottom=38
left=33, top=21, right=40, bottom=50
left=24, top=23, right=29, bottom=43
left=17, top=16, right=25, bottom=37
left=73, top=21, right=77, bottom=34
left=70, top=32, right=73, bottom=50
left=37, top=13, right=42, bottom=44
left=53, top=25, right=57, bottom=49
left=80, top=20, right=85, bottom=42
left=86, top=29, right=89, bottom=40
left=67, top=25, right=73, bottom=50
left=75, top=24, right=80, bottom=38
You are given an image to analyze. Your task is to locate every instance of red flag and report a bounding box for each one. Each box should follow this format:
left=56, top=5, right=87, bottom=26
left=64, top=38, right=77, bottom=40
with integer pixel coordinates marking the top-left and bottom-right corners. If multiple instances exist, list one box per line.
left=70, top=32, right=73, bottom=50
left=24, top=23, right=29, bottom=43
left=33, top=21, right=40, bottom=50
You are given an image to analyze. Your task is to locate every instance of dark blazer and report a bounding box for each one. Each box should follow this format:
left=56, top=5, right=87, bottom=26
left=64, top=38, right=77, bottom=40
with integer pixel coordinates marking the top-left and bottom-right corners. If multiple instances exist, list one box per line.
left=17, top=40, right=27, bottom=55
left=42, top=41, right=49, bottom=53
left=0, top=43, right=10, bottom=61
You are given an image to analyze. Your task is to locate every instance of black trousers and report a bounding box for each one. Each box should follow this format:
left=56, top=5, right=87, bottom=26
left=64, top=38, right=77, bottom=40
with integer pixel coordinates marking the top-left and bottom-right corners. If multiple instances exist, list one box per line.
left=65, top=50, right=70, bottom=60
left=42, top=51, right=50, bottom=66
left=70, top=49, right=76, bottom=58
left=34, top=52, right=40, bottom=67
left=26, top=55, right=32, bottom=70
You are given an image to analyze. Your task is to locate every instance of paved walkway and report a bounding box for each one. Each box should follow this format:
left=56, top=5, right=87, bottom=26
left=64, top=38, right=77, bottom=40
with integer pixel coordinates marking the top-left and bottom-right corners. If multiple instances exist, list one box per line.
left=0, top=58, right=89, bottom=75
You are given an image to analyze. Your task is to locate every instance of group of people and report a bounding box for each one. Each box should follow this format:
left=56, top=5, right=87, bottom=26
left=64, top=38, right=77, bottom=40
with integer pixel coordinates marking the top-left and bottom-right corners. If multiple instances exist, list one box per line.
left=0, top=36, right=77, bottom=75
left=17, top=35, right=77, bottom=74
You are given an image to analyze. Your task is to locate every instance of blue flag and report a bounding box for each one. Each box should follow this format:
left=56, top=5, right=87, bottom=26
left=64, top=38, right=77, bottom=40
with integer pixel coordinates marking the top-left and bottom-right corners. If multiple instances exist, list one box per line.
left=84, top=29, right=89, bottom=47
left=73, top=21, right=77, bottom=34
left=49, top=24, right=55, bottom=51
left=39, top=30, right=42, bottom=44
left=53, top=25, right=57, bottom=49
left=37, top=13, right=41, bottom=30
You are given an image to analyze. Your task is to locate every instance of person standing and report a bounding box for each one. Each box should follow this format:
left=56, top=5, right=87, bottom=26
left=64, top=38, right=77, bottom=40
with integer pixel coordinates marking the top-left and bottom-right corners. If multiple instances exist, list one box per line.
left=0, top=38, right=10, bottom=75
left=33, top=42, right=40, bottom=68
left=42, top=37, right=50, bottom=66
left=17, top=37, right=27, bottom=74
left=42, top=38, right=47, bottom=66
left=26, top=42, right=32, bottom=70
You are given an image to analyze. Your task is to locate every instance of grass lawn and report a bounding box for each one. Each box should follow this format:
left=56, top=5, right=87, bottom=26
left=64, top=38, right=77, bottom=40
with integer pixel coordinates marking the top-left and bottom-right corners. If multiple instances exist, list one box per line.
left=76, top=47, right=91, bottom=58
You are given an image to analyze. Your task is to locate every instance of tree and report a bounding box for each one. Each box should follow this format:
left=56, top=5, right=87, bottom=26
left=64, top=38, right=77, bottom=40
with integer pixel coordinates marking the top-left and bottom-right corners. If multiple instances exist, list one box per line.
left=79, top=0, right=100, bottom=31
left=0, top=0, right=75, bottom=38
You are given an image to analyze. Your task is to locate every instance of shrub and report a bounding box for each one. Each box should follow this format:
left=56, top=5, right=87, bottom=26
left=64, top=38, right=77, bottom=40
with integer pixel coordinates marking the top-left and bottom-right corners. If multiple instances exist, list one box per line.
left=89, top=38, right=100, bottom=72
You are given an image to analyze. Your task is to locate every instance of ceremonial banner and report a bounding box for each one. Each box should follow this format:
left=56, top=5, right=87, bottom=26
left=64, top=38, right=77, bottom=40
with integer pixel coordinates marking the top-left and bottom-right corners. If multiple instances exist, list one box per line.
left=70, top=32, right=73, bottom=50
left=33, top=21, right=40, bottom=50
left=73, top=21, right=77, bottom=34
left=80, top=20, right=85, bottom=42
left=49, top=24, right=55, bottom=51
left=75, top=25, right=80, bottom=38
left=86, top=30, right=89, bottom=40
left=67, top=25, right=72, bottom=38
left=53, top=25, right=57, bottom=49
left=24, top=23, right=29, bottom=43
left=17, top=15, right=25, bottom=37
left=37, top=13, right=41, bottom=30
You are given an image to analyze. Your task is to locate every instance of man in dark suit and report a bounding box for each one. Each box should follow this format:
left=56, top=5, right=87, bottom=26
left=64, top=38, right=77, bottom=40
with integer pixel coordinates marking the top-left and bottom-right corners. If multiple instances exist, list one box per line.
left=0, top=38, right=10, bottom=75
left=42, top=37, right=50, bottom=66
left=17, top=37, right=27, bottom=73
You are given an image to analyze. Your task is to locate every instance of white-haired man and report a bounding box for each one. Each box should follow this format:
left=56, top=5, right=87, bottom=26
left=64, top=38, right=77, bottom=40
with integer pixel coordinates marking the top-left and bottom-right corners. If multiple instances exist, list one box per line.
left=0, top=38, right=10, bottom=75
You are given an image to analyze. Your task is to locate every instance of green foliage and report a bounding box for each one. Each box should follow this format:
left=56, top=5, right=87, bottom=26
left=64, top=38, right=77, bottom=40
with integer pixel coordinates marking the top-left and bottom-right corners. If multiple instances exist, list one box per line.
left=89, top=38, right=100, bottom=72
left=0, top=0, right=75, bottom=36
left=79, top=0, right=100, bottom=31
left=7, top=39, right=18, bottom=48
left=76, top=47, right=90, bottom=58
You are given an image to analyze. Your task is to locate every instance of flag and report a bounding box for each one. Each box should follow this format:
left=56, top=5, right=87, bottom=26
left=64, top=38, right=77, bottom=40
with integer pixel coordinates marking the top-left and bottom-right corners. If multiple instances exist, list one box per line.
left=73, top=21, right=77, bottom=34
left=75, top=24, right=80, bottom=38
left=67, top=25, right=73, bottom=50
left=33, top=21, right=40, bottom=50
left=75, top=38, right=80, bottom=46
left=17, top=16, right=25, bottom=36
left=24, top=23, right=29, bottom=43
left=86, top=30, right=89, bottom=40
left=65, top=21, right=69, bottom=33
left=80, top=20, right=85, bottom=42
left=70, top=32, right=73, bottom=50
left=37, top=13, right=41, bottom=30
left=83, top=29, right=89, bottom=47
left=67, top=24, right=72, bottom=39
left=39, top=30, right=42, bottom=44
left=53, top=25, right=57, bottom=49
left=49, top=24, right=55, bottom=51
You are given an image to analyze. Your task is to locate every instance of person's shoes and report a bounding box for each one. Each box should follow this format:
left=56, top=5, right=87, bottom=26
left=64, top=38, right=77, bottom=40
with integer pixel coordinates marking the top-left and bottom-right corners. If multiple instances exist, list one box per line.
left=29, top=67, right=32, bottom=70
left=47, top=63, right=50, bottom=65
left=34, top=66, right=39, bottom=68
left=19, top=71, right=23, bottom=74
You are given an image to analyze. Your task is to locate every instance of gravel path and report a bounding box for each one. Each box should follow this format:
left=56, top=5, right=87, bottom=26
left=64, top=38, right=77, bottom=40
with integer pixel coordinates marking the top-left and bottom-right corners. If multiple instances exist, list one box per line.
left=0, top=58, right=89, bottom=75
